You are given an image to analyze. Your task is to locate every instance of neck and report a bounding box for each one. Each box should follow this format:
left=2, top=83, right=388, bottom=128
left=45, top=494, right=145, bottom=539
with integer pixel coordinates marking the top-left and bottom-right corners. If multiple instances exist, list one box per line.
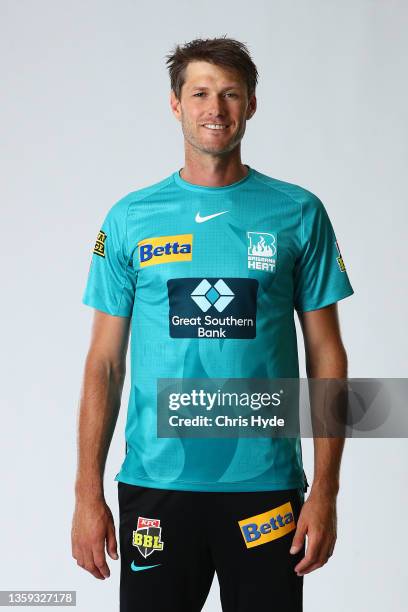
left=179, top=151, right=248, bottom=187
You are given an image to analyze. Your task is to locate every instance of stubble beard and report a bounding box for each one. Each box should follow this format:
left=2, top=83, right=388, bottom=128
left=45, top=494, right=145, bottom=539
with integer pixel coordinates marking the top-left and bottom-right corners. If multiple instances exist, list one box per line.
left=180, top=114, right=246, bottom=156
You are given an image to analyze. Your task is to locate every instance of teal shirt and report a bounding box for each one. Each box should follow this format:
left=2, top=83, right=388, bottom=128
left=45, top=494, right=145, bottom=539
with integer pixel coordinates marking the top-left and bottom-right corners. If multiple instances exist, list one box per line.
left=82, top=165, right=354, bottom=491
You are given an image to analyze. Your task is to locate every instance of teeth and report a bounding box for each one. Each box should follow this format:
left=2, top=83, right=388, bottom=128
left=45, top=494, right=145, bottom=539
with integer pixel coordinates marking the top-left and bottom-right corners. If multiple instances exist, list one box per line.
left=203, top=124, right=227, bottom=130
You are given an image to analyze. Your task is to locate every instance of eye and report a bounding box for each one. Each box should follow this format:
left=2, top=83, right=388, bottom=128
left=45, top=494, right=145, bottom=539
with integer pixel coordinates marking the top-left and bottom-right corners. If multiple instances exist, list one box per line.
left=192, top=92, right=238, bottom=98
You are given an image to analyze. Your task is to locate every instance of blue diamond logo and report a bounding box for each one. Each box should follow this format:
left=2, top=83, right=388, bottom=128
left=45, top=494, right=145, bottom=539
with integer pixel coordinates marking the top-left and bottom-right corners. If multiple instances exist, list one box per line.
left=191, top=279, right=235, bottom=312
left=205, top=287, right=220, bottom=304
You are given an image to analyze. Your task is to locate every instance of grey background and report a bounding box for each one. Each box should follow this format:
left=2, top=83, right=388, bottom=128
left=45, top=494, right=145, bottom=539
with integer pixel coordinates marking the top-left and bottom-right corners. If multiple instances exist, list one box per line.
left=1, top=0, right=407, bottom=610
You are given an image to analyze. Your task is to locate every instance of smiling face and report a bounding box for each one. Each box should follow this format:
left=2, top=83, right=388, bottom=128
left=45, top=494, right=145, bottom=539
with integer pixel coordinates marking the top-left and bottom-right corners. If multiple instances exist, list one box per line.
left=171, top=60, right=256, bottom=156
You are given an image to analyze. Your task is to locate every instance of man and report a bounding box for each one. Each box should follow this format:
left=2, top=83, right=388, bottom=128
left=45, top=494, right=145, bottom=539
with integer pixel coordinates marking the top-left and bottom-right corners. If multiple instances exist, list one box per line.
left=72, top=37, right=354, bottom=611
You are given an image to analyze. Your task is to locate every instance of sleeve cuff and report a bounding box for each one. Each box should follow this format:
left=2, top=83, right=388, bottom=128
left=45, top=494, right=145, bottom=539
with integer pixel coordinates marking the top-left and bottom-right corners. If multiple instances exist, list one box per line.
left=295, top=286, right=354, bottom=313
left=82, top=294, right=132, bottom=318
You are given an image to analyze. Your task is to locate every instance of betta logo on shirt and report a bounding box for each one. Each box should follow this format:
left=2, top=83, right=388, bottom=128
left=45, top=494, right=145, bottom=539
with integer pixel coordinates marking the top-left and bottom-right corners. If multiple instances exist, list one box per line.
left=138, top=234, right=193, bottom=268
left=238, top=501, right=296, bottom=548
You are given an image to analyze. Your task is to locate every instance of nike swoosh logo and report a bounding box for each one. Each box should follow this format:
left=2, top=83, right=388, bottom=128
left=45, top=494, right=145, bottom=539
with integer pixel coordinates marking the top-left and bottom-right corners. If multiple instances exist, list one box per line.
left=195, top=211, right=229, bottom=223
left=130, top=561, right=161, bottom=572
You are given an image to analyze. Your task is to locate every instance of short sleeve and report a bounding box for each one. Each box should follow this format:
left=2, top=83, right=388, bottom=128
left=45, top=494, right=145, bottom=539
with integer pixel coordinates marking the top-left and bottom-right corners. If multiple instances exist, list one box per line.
left=293, top=193, right=354, bottom=312
left=82, top=197, right=136, bottom=317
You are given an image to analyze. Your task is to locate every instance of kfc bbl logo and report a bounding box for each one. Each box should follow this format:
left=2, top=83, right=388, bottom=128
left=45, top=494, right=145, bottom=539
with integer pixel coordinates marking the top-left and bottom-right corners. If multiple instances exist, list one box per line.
left=132, top=517, right=164, bottom=558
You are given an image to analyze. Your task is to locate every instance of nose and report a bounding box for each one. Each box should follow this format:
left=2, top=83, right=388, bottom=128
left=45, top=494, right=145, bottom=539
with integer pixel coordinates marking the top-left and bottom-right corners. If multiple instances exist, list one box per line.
left=206, top=94, right=227, bottom=119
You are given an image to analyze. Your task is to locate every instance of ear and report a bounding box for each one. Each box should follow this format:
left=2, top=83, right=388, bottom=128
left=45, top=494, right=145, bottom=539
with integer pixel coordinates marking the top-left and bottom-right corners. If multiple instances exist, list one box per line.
left=170, top=90, right=182, bottom=121
left=246, top=93, right=257, bottom=120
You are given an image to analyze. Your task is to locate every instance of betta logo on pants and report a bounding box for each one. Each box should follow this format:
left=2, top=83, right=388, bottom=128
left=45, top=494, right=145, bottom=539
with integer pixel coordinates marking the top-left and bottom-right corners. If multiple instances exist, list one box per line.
left=167, top=278, right=259, bottom=339
left=238, top=502, right=296, bottom=548
left=132, top=517, right=164, bottom=558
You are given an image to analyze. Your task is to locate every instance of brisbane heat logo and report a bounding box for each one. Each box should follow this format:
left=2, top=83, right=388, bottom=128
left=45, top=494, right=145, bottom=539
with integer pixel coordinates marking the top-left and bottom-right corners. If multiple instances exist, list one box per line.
left=247, top=231, right=277, bottom=273
left=132, top=516, right=164, bottom=559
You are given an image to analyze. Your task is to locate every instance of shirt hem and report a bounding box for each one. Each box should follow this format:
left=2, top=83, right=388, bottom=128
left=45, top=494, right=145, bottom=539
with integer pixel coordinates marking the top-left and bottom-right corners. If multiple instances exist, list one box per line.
left=115, top=472, right=305, bottom=492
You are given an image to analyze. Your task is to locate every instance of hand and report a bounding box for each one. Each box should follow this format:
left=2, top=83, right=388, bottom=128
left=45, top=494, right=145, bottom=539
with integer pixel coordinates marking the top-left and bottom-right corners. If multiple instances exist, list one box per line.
left=71, top=497, right=119, bottom=579
left=289, top=488, right=337, bottom=576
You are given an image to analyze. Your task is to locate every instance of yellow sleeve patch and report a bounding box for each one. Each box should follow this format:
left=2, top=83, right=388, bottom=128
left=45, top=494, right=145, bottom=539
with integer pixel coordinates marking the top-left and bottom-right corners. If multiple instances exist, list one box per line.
left=93, top=230, right=107, bottom=257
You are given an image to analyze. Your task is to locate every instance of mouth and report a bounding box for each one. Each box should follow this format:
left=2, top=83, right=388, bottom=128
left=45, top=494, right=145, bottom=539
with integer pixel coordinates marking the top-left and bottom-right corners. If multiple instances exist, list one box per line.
left=201, top=123, right=230, bottom=131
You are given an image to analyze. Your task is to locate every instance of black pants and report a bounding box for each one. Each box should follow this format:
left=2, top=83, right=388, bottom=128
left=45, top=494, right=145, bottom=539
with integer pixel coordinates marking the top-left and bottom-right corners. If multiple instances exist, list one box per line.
left=118, top=482, right=305, bottom=612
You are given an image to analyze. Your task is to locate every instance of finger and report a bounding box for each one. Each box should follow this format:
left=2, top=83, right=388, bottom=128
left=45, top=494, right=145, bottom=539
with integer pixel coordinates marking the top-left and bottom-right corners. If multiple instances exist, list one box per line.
left=328, top=538, right=337, bottom=557
left=313, top=533, right=335, bottom=562
left=295, top=543, right=330, bottom=574
left=71, top=543, right=80, bottom=560
left=92, top=544, right=110, bottom=579
left=321, top=540, right=334, bottom=561
left=83, top=548, right=106, bottom=580
left=289, top=525, right=306, bottom=554
left=71, top=531, right=81, bottom=559
left=106, top=522, right=119, bottom=560
left=296, top=560, right=326, bottom=576
left=294, top=538, right=323, bottom=573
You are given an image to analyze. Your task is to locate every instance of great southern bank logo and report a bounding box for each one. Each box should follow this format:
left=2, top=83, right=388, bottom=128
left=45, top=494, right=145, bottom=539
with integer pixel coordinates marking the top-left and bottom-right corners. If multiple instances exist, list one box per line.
left=238, top=501, right=296, bottom=549
left=167, top=278, right=259, bottom=339
left=247, top=231, right=277, bottom=273
left=191, top=279, right=234, bottom=313
left=138, top=234, right=193, bottom=268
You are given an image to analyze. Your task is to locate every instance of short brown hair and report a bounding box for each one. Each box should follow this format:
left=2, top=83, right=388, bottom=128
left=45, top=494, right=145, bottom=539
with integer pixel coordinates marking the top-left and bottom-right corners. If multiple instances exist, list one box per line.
left=165, top=36, right=258, bottom=100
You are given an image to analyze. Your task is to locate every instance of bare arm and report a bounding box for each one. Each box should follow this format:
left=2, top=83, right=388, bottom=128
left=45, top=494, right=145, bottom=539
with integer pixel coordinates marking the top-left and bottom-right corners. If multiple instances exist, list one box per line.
left=300, top=301, right=347, bottom=497
left=290, top=303, right=348, bottom=575
left=72, top=310, right=131, bottom=579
